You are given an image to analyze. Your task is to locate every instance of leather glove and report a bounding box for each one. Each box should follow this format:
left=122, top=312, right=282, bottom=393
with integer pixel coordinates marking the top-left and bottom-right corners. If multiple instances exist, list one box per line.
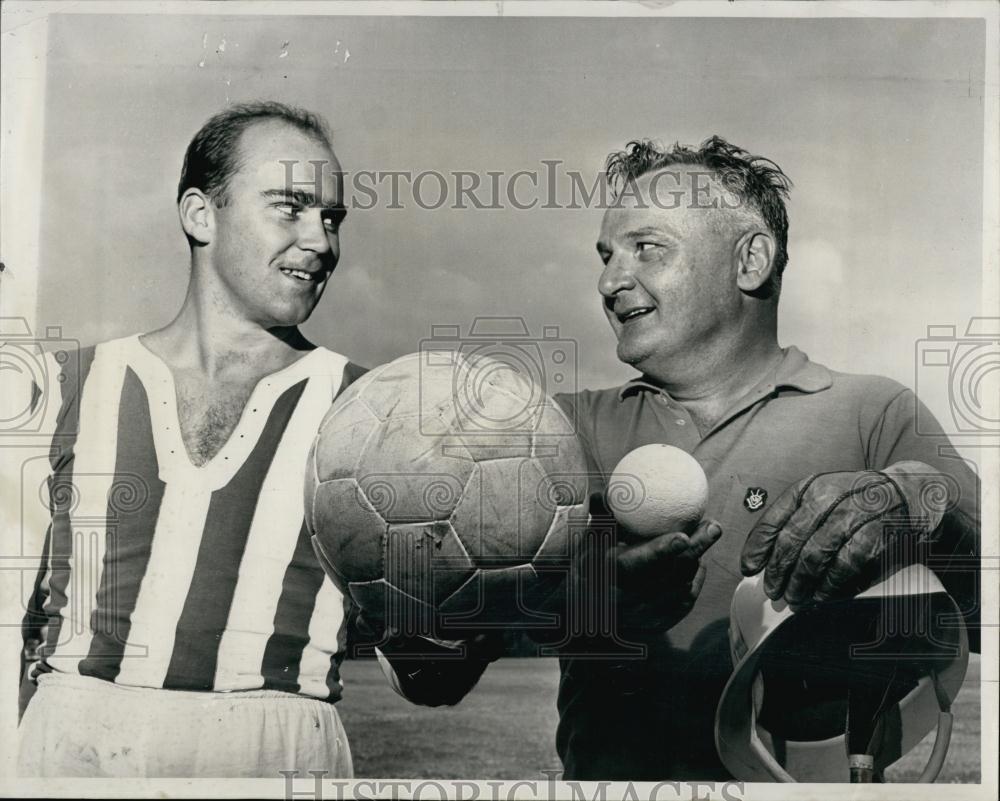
left=356, top=606, right=504, bottom=707
left=740, top=460, right=955, bottom=606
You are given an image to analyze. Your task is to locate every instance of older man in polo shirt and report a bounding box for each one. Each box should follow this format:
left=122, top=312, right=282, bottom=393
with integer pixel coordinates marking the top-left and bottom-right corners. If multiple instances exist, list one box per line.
left=550, top=136, right=980, bottom=780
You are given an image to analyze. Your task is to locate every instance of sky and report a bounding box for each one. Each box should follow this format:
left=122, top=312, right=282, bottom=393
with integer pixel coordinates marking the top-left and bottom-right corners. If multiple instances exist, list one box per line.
left=29, top=11, right=988, bottom=446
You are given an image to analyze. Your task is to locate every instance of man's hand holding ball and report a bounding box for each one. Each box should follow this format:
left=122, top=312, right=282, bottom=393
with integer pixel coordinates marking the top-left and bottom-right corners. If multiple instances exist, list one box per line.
left=603, top=444, right=722, bottom=638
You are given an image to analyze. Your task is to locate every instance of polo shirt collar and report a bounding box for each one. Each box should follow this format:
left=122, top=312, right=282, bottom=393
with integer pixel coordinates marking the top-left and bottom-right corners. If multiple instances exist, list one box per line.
left=617, top=345, right=832, bottom=401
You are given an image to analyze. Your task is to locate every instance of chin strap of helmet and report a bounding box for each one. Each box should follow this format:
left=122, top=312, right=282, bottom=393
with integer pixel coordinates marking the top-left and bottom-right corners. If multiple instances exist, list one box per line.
left=916, top=710, right=953, bottom=782
left=916, top=669, right=954, bottom=783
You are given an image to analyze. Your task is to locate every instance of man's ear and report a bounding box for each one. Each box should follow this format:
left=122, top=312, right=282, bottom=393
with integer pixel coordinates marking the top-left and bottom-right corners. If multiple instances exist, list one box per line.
left=735, top=230, right=776, bottom=294
left=178, top=188, right=214, bottom=245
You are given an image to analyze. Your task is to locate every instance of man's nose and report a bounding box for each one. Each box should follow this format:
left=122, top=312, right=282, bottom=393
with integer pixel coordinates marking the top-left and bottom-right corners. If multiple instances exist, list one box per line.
left=598, top=253, right=636, bottom=299
left=296, top=210, right=336, bottom=256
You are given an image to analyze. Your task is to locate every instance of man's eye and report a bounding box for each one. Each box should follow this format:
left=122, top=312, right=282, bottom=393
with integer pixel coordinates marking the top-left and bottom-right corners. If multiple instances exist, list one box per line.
left=275, top=204, right=301, bottom=218
left=636, top=242, right=658, bottom=253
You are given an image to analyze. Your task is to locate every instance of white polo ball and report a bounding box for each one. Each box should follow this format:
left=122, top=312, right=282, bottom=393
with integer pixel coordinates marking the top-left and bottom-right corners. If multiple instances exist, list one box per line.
left=607, top=444, right=708, bottom=538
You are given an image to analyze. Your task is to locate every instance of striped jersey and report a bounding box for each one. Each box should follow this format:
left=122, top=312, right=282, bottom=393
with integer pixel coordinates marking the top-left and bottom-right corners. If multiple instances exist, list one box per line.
left=22, top=335, right=365, bottom=701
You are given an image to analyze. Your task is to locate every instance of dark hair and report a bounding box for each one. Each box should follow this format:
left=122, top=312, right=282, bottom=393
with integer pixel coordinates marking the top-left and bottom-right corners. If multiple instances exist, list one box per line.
left=605, top=136, right=793, bottom=290
left=177, top=101, right=333, bottom=205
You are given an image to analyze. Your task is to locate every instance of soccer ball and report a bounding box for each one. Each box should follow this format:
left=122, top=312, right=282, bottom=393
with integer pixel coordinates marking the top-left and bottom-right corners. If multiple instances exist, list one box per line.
left=304, top=350, right=590, bottom=636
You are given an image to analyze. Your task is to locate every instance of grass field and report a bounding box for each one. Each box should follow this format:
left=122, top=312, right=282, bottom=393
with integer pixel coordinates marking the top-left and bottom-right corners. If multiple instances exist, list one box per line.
left=337, top=655, right=982, bottom=782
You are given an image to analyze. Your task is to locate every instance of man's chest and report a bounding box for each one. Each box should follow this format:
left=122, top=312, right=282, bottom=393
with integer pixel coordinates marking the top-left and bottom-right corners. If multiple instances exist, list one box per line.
left=173, top=375, right=260, bottom=467
left=592, top=392, right=869, bottom=482
left=588, top=393, right=873, bottom=548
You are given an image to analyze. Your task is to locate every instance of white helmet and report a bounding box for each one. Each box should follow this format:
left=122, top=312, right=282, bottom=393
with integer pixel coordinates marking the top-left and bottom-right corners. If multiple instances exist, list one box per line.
left=715, top=563, right=968, bottom=782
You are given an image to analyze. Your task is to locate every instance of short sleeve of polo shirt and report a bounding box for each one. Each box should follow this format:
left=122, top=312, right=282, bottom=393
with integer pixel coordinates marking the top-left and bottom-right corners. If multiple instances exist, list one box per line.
left=862, top=385, right=980, bottom=520
left=861, top=384, right=981, bottom=647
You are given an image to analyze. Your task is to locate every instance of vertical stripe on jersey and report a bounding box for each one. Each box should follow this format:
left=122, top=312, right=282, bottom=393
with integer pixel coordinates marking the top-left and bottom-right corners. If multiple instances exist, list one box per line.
left=20, top=353, right=74, bottom=645
left=43, top=344, right=120, bottom=673
left=256, top=360, right=359, bottom=696
left=325, top=593, right=350, bottom=701
left=40, top=351, right=94, bottom=664
left=258, top=522, right=326, bottom=693
left=297, top=574, right=346, bottom=700
left=321, top=362, right=362, bottom=700
left=162, top=380, right=308, bottom=690
left=112, top=479, right=213, bottom=686
left=213, top=369, right=338, bottom=693
left=78, top=369, right=165, bottom=681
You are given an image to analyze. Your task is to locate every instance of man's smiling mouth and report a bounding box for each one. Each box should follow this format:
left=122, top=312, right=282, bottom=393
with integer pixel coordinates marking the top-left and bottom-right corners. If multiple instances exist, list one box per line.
left=280, top=267, right=319, bottom=282
left=617, top=306, right=654, bottom=324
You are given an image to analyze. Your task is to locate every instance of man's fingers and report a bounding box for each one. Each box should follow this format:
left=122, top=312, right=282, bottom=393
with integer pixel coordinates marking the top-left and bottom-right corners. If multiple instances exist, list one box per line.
left=740, top=479, right=807, bottom=576
left=615, top=531, right=691, bottom=577
left=617, top=519, right=721, bottom=576
left=813, top=520, right=887, bottom=602
left=690, top=563, right=708, bottom=598
left=687, top=519, right=723, bottom=558
left=763, top=473, right=894, bottom=601
left=757, top=505, right=817, bottom=600
left=783, top=520, right=854, bottom=606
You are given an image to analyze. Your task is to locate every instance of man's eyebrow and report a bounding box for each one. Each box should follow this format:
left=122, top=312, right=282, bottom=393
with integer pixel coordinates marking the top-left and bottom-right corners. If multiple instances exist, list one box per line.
left=260, top=188, right=345, bottom=214
left=624, top=226, right=670, bottom=238
left=596, top=226, right=672, bottom=251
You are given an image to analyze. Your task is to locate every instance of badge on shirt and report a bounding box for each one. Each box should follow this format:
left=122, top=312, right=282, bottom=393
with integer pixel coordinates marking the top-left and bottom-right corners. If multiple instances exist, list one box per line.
left=744, top=487, right=767, bottom=512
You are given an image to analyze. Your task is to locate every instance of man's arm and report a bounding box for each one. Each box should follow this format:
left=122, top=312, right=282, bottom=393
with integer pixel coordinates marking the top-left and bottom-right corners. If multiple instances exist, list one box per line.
left=7, top=351, right=68, bottom=716
left=868, top=388, right=981, bottom=649
left=741, top=386, right=981, bottom=651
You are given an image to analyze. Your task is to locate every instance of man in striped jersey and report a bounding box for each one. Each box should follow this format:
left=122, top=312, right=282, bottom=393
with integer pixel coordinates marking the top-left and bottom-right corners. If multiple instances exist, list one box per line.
left=17, top=101, right=498, bottom=778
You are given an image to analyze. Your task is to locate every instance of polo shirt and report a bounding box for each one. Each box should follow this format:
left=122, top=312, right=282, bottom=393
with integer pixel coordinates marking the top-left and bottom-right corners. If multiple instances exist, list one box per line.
left=552, top=346, right=980, bottom=780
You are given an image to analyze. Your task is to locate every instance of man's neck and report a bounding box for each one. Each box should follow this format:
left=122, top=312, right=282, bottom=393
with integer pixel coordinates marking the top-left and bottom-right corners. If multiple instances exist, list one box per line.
left=641, top=330, right=783, bottom=436
left=142, top=282, right=313, bottom=380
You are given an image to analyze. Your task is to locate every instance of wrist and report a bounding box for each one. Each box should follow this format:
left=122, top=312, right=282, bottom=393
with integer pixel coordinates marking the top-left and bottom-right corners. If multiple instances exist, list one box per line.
left=879, top=461, right=949, bottom=532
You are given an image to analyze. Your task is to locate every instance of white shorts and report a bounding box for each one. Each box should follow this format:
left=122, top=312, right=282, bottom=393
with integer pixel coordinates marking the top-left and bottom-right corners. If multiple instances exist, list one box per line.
left=17, top=671, right=354, bottom=778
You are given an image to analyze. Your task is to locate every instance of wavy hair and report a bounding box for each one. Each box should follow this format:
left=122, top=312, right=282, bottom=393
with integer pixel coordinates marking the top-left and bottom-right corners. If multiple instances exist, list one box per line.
left=605, top=136, right=793, bottom=291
